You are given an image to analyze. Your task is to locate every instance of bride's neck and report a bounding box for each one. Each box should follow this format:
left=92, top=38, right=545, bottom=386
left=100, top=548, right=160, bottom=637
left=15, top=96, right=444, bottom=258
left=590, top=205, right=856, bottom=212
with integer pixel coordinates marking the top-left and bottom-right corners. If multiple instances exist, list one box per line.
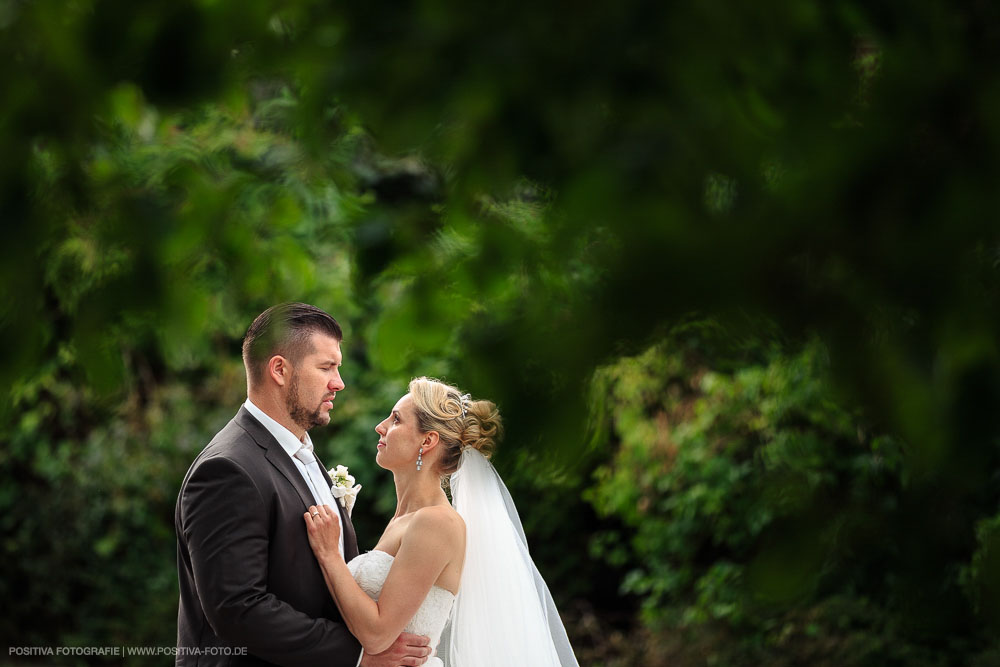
left=391, top=471, right=447, bottom=518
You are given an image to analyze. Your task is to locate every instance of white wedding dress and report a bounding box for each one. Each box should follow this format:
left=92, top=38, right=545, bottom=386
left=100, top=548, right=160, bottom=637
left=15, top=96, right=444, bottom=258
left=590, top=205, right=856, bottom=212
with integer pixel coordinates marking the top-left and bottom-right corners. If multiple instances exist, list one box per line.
left=348, top=550, right=455, bottom=666
left=345, top=450, right=579, bottom=667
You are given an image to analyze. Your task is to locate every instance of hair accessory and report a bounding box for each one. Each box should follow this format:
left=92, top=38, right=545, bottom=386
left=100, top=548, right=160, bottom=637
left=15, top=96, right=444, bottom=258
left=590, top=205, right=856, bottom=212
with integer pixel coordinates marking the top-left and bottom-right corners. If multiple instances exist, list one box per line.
left=460, top=393, right=471, bottom=418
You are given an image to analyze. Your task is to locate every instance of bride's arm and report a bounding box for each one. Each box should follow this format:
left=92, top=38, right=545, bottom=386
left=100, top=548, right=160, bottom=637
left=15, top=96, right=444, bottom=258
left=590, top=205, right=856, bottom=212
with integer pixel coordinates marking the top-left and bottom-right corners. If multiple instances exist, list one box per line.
left=305, top=504, right=462, bottom=655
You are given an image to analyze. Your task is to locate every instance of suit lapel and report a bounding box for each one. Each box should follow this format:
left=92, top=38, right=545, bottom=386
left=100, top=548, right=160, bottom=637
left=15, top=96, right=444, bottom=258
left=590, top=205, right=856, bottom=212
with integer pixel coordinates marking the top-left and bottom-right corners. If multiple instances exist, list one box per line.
left=314, top=453, right=360, bottom=561
left=235, top=407, right=314, bottom=511
left=237, top=407, right=360, bottom=560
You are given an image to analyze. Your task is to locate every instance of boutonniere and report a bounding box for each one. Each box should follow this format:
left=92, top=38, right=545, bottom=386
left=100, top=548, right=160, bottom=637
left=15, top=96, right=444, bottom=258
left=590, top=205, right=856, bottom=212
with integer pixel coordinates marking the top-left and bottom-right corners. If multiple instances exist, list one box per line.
left=328, top=465, right=362, bottom=517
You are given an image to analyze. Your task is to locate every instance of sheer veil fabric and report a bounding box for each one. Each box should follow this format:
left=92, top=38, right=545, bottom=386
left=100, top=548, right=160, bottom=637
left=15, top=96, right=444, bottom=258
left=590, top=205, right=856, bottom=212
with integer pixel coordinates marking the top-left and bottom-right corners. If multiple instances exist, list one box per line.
left=439, top=449, right=579, bottom=667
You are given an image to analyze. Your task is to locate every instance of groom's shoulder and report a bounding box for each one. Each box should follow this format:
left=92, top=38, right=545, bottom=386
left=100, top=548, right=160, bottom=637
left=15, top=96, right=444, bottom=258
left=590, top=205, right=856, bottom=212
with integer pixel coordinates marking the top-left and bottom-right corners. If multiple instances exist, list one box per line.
left=191, top=409, right=266, bottom=467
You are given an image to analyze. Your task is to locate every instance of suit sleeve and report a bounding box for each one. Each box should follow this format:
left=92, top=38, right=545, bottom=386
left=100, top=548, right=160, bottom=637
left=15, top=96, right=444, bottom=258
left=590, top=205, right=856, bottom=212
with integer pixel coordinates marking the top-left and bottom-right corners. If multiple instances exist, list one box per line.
left=179, top=455, right=362, bottom=667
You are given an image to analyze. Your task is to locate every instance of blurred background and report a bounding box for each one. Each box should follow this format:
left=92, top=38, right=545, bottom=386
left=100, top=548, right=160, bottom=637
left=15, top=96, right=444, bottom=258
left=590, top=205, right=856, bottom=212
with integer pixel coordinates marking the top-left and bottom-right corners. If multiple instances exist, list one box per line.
left=3, top=0, right=1000, bottom=664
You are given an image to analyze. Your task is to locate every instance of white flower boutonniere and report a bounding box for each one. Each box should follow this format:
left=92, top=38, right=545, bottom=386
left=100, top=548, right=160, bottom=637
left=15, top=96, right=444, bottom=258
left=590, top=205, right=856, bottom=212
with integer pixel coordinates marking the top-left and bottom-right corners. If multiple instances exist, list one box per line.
left=328, top=465, right=362, bottom=517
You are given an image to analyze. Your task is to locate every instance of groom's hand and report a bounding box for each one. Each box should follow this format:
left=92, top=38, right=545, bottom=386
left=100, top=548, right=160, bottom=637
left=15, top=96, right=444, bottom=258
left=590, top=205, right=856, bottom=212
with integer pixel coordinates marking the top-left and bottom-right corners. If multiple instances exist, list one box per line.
left=359, top=633, right=431, bottom=667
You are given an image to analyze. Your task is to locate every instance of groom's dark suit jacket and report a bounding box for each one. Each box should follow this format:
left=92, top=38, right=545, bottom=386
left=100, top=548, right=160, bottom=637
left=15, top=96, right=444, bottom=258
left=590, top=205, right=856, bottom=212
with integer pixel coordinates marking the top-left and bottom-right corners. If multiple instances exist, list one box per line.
left=175, top=407, right=361, bottom=667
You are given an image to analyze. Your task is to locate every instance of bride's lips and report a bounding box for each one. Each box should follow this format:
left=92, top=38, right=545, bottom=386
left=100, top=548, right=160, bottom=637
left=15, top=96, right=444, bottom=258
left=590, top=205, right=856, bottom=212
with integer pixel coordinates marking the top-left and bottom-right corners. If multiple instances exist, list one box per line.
left=377, top=440, right=386, bottom=449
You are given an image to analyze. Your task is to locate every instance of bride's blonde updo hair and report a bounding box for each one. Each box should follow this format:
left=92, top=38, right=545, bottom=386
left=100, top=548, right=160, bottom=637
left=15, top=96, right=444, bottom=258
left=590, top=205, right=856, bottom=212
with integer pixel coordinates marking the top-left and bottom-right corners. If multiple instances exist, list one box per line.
left=407, top=376, right=503, bottom=475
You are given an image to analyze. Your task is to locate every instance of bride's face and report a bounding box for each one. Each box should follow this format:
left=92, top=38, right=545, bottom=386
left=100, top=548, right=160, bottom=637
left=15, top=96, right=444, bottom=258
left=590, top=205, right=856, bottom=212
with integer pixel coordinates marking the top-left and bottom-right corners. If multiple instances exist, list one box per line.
left=374, top=394, right=425, bottom=470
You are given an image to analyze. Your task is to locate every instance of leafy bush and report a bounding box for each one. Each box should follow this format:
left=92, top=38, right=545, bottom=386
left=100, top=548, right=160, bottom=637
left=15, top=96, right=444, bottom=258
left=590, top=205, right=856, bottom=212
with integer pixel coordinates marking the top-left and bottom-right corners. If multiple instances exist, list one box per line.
left=586, top=321, right=997, bottom=665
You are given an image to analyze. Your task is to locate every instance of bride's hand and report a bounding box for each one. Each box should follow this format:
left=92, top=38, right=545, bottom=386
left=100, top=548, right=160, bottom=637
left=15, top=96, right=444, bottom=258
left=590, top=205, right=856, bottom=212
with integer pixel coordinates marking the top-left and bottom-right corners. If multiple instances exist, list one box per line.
left=304, top=504, right=342, bottom=561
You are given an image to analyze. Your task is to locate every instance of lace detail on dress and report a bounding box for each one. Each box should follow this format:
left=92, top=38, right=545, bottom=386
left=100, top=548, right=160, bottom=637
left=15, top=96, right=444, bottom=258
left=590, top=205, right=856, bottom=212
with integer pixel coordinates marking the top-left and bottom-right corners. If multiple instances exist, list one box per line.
left=347, top=549, right=456, bottom=661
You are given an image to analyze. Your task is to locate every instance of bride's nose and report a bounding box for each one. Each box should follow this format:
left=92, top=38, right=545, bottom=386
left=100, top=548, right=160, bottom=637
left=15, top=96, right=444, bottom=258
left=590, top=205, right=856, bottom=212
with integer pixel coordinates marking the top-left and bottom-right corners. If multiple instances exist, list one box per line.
left=375, top=420, right=386, bottom=436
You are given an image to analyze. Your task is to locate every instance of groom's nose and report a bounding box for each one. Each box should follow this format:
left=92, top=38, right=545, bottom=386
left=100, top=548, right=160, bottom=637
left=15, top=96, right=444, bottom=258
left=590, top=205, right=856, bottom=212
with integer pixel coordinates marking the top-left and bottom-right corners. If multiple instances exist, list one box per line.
left=329, top=371, right=345, bottom=392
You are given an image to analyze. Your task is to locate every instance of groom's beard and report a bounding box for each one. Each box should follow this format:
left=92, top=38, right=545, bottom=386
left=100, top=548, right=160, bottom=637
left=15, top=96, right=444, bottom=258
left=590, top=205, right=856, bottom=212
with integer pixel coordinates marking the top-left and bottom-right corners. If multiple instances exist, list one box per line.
left=286, top=374, right=330, bottom=431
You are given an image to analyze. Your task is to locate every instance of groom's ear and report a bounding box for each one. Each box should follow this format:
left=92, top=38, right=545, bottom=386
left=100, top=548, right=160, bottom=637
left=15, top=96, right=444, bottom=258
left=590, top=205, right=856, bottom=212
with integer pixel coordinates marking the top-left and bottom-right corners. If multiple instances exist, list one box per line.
left=268, top=355, right=290, bottom=387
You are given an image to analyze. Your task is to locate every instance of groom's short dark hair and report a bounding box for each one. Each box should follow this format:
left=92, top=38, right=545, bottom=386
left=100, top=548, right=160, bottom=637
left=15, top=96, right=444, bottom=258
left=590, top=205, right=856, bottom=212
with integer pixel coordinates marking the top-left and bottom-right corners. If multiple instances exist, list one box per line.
left=242, top=303, right=343, bottom=387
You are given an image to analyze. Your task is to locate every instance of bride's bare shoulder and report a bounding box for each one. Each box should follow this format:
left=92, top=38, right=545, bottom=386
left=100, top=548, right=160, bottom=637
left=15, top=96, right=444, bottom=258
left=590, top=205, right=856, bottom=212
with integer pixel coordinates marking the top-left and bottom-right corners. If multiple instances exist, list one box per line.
left=407, top=505, right=465, bottom=544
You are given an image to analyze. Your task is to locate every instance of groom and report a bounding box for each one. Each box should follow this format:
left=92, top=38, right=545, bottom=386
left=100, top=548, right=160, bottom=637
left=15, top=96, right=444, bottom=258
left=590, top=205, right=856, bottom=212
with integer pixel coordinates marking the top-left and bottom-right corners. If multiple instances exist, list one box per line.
left=176, top=303, right=431, bottom=666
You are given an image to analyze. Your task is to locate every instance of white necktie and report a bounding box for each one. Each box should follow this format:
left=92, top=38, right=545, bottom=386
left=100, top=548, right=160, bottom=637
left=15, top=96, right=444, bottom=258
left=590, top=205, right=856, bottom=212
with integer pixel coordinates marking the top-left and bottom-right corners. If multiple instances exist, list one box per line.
left=294, top=443, right=344, bottom=558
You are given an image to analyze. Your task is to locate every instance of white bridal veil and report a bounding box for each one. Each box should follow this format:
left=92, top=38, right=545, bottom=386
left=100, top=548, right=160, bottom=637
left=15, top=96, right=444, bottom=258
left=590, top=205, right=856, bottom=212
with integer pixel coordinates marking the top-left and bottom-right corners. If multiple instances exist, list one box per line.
left=439, top=448, right=580, bottom=667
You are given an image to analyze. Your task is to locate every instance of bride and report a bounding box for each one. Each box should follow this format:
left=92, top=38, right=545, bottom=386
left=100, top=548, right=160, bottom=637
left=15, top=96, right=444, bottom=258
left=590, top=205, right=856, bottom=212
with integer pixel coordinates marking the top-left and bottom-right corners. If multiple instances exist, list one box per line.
left=304, top=377, right=579, bottom=666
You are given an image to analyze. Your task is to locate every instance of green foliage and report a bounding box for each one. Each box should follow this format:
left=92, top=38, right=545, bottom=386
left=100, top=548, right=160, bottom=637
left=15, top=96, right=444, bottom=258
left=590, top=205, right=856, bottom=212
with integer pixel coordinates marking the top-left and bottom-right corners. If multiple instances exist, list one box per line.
left=5, top=0, right=1000, bottom=664
left=586, top=322, right=997, bottom=664
left=963, top=511, right=1000, bottom=633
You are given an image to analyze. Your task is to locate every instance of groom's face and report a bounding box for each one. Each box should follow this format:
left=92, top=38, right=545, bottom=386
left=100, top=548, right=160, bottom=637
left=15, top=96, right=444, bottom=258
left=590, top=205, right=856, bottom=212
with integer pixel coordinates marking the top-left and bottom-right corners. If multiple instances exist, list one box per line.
left=285, top=332, right=345, bottom=431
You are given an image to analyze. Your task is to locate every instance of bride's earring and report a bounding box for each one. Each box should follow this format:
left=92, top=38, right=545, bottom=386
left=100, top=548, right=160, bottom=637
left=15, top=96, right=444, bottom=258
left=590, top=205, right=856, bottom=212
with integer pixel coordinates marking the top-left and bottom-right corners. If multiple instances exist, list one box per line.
left=416, top=447, right=423, bottom=471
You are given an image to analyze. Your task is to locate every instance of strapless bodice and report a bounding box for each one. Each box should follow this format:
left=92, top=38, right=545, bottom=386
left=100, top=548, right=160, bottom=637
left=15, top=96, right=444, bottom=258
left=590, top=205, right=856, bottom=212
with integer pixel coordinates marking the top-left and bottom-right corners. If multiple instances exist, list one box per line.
left=347, top=550, right=455, bottom=663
